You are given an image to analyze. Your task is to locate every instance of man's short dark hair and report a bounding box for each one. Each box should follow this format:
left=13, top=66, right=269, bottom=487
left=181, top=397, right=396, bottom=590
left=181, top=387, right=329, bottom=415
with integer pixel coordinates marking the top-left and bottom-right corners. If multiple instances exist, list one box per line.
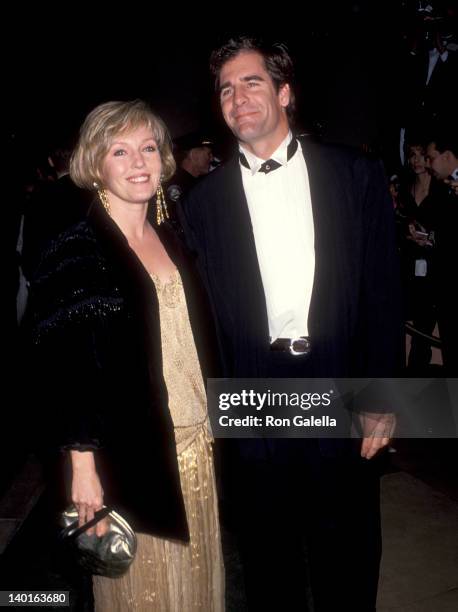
left=209, top=35, right=296, bottom=120
left=428, top=127, right=458, bottom=158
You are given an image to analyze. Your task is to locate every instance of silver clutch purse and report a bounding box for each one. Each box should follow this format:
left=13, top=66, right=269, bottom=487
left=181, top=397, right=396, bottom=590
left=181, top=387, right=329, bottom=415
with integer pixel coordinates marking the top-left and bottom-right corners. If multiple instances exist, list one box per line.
left=59, top=505, right=137, bottom=578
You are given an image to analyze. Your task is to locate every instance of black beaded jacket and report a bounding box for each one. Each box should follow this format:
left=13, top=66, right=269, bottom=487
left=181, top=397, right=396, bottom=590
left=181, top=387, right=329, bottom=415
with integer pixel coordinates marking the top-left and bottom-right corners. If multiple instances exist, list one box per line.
left=23, top=200, right=220, bottom=540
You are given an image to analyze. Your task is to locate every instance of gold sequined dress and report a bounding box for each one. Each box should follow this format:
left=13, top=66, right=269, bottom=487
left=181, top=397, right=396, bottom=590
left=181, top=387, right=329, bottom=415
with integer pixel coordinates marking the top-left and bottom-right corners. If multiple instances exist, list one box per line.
left=93, top=270, right=225, bottom=611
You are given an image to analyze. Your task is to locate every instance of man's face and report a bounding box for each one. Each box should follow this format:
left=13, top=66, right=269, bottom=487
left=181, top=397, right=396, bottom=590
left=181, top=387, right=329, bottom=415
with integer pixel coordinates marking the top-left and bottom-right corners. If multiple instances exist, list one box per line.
left=218, top=51, right=290, bottom=153
left=190, top=145, right=213, bottom=175
left=426, top=142, right=451, bottom=180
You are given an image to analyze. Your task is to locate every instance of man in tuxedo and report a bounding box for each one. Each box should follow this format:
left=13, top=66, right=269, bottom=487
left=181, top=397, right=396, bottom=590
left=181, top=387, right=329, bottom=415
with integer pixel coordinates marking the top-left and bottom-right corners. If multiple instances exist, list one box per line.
left=180, top=37, right=402, bottom=611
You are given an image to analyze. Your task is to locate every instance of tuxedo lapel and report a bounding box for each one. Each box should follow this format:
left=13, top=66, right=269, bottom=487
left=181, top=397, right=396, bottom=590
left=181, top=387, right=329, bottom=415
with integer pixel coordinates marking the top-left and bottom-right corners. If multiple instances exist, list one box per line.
left=220, top=158, right=270, bottom=342
left=299, top=139, right=342, bottom=340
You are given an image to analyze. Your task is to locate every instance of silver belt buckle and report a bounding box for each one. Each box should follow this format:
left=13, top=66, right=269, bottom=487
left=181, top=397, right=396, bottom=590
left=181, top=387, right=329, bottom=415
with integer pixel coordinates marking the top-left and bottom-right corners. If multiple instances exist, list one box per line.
left=289, top=337, right=311, bottom=356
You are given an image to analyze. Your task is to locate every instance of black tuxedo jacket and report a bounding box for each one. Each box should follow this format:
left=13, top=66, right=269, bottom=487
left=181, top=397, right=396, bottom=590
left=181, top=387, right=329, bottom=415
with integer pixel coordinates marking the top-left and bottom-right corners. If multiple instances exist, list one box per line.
left=403, top=49, right=458, bottom=127
left=180, top=138, right=403, bottom=382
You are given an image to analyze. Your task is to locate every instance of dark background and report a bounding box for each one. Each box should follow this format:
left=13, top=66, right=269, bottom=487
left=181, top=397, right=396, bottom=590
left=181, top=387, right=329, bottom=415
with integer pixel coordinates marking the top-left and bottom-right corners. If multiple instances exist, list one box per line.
left=5, top=2, right=422, bottom=163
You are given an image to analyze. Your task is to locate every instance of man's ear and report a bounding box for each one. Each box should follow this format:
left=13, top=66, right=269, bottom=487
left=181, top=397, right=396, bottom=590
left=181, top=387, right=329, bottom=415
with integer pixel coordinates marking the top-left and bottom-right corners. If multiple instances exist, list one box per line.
left=279, top=83, right=291, bottom=108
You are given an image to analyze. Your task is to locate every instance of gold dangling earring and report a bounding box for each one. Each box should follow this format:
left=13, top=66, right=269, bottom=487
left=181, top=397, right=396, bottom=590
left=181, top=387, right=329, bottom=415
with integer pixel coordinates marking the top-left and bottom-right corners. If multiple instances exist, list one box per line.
left=156, top=182, right=169, bottom=225
left=97, top=188, right=111, bottom=216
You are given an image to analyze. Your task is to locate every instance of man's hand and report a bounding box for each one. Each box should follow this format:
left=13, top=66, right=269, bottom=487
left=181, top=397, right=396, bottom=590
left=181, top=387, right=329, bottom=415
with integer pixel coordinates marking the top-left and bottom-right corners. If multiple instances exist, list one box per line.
left=359, top=412, right=396, bottom=459
left=444, top=178, right=458, bottom=196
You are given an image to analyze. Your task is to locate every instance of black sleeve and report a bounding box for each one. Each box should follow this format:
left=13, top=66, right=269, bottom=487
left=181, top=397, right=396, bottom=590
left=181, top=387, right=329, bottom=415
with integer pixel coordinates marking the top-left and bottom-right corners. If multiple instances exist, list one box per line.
left=23, top=236, right=113, bottom=452
left=351, top=157, right=404, bottom=415
left=177, top=194, right=235, bottom=377
left=358, top=156, right=404, bottom=376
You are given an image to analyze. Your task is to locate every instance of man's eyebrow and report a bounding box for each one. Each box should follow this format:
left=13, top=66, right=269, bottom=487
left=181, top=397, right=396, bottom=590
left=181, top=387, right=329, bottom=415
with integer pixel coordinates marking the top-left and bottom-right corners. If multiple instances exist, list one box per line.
left=219, top=74, right=265, bottom=92
left=241, top=74, right=265, bottom=82
left=219, top=80, right=231, bottom=92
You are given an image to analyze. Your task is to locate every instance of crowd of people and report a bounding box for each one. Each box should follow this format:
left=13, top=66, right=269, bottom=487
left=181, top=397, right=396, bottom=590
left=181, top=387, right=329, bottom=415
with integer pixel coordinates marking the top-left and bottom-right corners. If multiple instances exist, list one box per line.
left=392, top=130, right=458, bottom=374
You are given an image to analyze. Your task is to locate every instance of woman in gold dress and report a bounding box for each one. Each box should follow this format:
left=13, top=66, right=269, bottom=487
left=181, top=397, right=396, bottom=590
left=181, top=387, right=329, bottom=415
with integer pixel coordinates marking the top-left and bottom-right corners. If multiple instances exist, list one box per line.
left=26, top=100, right=224, bottom=611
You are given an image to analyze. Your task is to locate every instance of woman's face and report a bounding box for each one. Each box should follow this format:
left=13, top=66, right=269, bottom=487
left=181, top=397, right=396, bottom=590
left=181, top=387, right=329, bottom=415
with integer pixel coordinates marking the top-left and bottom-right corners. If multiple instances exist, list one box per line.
left=101, top=124, right=161, bottom=206
left=408, top=146, right=427, bottom=175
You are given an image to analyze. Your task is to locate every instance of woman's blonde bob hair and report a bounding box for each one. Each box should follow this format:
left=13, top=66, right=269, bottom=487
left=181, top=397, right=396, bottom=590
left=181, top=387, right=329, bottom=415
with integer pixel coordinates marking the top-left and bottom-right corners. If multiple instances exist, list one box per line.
left=70, top=100, right=176, bottom=190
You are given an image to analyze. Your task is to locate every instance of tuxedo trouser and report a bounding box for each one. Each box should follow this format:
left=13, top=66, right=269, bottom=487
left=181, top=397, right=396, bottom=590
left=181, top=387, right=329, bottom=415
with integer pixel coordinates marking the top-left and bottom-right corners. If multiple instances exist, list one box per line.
left=222, top=351, right=382, bottom=611
left=224, top=438, right=382, bottom=612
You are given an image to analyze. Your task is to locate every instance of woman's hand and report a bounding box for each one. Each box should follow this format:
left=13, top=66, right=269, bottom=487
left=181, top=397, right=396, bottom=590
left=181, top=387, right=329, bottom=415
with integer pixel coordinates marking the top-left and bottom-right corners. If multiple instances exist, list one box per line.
left=70, top=450, right=109, bottom=537
left=407, top=223, right=432, bottom=247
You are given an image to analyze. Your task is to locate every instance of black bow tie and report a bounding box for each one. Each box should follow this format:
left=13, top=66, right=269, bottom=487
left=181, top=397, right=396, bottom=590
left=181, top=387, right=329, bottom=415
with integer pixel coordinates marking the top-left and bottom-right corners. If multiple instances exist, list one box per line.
left=239, top=138, right=298, bottom=174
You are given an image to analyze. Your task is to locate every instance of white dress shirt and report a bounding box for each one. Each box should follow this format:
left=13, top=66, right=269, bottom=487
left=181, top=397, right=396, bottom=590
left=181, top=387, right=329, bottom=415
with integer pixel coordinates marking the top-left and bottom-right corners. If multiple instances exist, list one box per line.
left=240, top=132, right=315, bottom=342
